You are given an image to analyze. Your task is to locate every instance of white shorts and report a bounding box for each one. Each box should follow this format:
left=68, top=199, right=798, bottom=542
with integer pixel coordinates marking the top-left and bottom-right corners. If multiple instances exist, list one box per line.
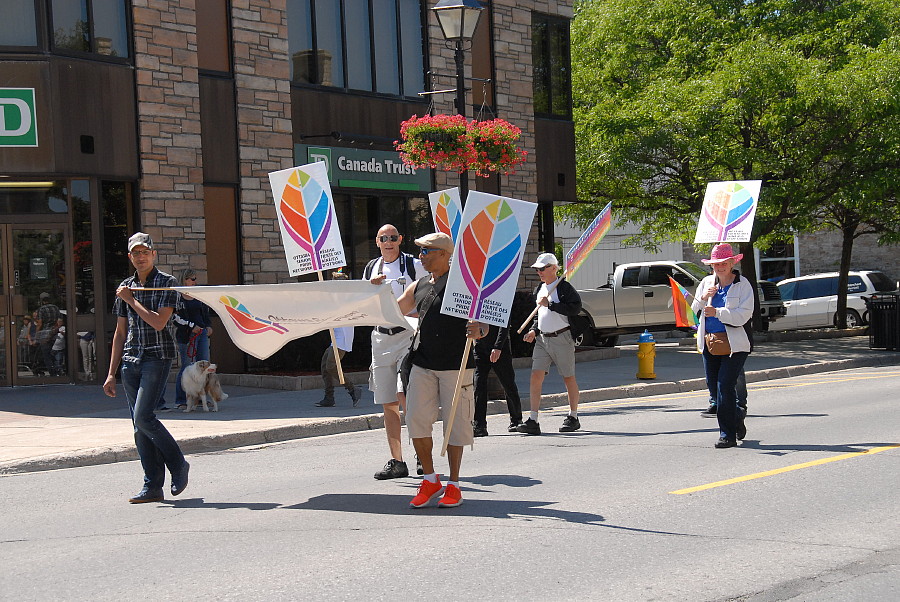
left=405, top=365, right=474, bottom=447
left=369, top=328, right=414, bottom=405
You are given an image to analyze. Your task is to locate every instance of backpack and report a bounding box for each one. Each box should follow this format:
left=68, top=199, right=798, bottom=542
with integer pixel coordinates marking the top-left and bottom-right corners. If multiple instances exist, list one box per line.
left=363, top=253, right=417, bottom=281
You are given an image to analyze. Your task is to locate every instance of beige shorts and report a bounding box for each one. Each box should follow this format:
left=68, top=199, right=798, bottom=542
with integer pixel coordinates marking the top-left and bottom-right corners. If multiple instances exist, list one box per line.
left=369, top=329, right=414, bottom=405
left=405, top=365, right=475, bottom=447
left=531, top=330, right=576, bottom=377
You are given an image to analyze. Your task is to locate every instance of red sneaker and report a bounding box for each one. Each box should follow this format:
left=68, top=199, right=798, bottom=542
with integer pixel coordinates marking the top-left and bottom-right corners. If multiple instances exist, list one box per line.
left=409, top=477, right=443, bottom=508
left=438, top=483, right=463, bottom=508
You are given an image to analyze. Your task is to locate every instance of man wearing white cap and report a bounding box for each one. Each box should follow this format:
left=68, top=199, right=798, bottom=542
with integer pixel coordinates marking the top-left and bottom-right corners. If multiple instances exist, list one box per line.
left=519, top=252, right=582, bottom=435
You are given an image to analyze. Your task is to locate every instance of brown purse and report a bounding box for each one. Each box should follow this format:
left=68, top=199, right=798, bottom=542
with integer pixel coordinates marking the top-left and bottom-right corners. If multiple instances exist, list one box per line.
left=705, top=332, right=731, bottom=355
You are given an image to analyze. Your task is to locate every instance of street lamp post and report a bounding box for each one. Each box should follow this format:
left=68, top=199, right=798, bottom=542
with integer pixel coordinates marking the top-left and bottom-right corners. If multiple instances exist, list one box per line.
left=431, top=0, right=484, bottom=205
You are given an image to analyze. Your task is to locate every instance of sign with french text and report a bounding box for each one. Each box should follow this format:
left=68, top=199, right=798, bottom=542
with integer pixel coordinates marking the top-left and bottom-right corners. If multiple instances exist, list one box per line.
left=441, top=191, right=537, bottom=327
left=268, top=162, right=346, bottom=276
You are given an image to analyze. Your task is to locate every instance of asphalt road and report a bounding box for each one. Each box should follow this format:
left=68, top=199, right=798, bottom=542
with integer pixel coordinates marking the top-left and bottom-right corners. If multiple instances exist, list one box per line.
left=1, top=366, right=898, bottom=601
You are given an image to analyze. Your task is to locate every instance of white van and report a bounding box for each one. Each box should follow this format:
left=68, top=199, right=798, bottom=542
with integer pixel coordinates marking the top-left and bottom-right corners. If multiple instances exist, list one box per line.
left=772, top=270, right=897, bottom=330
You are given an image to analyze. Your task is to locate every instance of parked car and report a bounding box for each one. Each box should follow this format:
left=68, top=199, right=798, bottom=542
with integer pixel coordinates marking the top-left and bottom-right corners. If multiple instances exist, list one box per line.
left=576, top=261, right=786, bottom=346
left=771, top=270, right=898, bottom=330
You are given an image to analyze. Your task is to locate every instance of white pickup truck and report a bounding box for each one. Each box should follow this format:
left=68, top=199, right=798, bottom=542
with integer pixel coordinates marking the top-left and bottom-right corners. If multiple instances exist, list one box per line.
left=576, top=261, right=786, bottom=346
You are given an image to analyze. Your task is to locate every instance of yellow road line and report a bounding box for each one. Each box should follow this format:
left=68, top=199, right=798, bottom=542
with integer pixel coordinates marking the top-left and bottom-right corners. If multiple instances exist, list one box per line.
left=670, top=445, right=900, bottom=495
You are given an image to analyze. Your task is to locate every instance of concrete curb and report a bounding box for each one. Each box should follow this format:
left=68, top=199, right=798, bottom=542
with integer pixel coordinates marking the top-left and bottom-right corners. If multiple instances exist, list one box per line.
left=2, top=353, right=896, bottom=476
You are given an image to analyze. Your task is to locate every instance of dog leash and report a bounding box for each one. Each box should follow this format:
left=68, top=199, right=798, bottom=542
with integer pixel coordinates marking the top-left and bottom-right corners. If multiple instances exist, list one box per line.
left=187, top=332, right=200, bottom=361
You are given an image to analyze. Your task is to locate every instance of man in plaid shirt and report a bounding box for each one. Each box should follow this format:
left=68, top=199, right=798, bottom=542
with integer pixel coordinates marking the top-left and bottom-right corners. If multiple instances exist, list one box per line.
left=103, top=232, right=190, bottom=504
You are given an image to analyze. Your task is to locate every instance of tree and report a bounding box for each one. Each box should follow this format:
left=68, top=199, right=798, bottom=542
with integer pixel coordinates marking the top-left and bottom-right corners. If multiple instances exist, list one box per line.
left=564, top=0, right=900, bottom=327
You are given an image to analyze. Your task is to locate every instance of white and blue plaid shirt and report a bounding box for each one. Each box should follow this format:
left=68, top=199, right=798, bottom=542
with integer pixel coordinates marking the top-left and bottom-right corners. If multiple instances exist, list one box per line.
left=114, top=267, right=178, bottom=361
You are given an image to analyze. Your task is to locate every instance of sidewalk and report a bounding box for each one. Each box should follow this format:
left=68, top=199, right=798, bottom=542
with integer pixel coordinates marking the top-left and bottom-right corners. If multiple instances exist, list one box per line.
left=1, top=334, right=897, bottom=474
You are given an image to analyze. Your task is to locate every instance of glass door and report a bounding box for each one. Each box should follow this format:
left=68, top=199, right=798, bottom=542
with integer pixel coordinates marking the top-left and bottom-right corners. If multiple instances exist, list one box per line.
left=1, top=225, right=72, bottom=385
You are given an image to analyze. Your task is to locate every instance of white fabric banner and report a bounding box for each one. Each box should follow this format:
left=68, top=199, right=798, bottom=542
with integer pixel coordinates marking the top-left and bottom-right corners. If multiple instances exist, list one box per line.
left=268, top=161, right=347, bottom=276
left=176, top=281, right=408, bottom=360
left=441, top=191, right=537, bottom=327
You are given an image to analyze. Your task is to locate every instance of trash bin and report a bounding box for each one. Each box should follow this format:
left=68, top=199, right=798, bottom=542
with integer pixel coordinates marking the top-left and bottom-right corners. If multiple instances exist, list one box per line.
left=867, top=293, right=900, bottom=351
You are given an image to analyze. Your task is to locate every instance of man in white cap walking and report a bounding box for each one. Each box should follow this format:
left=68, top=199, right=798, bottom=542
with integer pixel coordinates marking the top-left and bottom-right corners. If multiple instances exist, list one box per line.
left=519, top=252, right=583, bottom=435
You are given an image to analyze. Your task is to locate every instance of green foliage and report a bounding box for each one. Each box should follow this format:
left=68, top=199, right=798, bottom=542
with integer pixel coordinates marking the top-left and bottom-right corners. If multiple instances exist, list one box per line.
left=567, top=0, right=900, bottom=251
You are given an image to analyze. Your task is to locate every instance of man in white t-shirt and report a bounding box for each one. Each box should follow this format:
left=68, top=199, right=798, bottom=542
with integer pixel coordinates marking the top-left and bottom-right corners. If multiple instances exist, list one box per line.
left=520, top=253, right=583, bottom=435
left=365, top=224, right=423, bottom=480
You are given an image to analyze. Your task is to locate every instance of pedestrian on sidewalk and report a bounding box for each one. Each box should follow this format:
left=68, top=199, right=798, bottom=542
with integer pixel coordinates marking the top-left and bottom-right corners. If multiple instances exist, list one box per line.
left=172, top=268, right=213, bottom=410
left=103, top=232, right=190, bottom=503
left=691, top=243, right=754, bottom=448
left=472, top=322, right=523, bottom=436
left=396, top=232, right=487, bottom=508
left=365, top=224, right=422, bottom=480
left=520, top=253, right=583, bottom=435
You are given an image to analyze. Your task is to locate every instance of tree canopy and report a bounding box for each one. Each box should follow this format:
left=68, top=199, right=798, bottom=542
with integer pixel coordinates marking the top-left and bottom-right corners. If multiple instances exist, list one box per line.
left=564, top=0, right=900, bottom=254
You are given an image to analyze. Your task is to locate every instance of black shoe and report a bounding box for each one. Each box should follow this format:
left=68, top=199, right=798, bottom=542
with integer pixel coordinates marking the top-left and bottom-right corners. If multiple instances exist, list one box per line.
left=349, top=386, right=361, bottom=407
left=516, top=418, right=542, bottom=435
left=508, top=421, right=522, bottom=433
left=171, top=461, right=190, bottom=496
left=416, top=456, right=423, bottom=476
left=559, top=416, right=581, bottom=432
left=473, top=425, right=489, bottom=437
left=736, top=423, right=747, bottom=441
left=315, top=398, right=335, bottom=407
left=129, top=487, right=164, bottom=504
left=374, top=459, right=409, bottom=480
left=714, top=437, right=737, bottom=449
left=702, top=403, right=717, bottom=416
left=157, top=406, right=173, bottom=413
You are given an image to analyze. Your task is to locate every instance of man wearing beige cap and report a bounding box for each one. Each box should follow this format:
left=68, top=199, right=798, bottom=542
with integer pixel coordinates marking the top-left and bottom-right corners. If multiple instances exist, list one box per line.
left=396, top=232, right=486, bottom=509
left=103, top=232, right=190, bottom=504
left=519, top=252, right=583, bottom=435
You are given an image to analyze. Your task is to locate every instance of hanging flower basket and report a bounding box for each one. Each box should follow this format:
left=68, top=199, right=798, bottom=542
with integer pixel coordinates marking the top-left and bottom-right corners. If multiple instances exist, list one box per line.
left=395, top=114, right=474, bottom=172
left=394, top=114, right=527, bottom=176
left=469, top=118, right=528, bottom=176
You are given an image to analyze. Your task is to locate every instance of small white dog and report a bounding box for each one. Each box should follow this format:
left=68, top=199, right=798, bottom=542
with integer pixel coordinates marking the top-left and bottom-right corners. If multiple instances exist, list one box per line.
left=181, top=360, right=228, bottom=412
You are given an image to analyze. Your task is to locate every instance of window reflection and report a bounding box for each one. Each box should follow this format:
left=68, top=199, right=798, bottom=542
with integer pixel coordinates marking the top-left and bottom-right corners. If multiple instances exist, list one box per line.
left=0, top=0, right=37, bottom=47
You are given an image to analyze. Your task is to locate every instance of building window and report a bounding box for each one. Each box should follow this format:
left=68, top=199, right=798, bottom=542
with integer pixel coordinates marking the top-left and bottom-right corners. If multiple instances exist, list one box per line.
left=287, top=0, right=425, bottom=97
left=0, top=0, right=38, bottom=47
left=532, top=13, right=571, bottom=119
left=50, top=0, right=130, bottom=58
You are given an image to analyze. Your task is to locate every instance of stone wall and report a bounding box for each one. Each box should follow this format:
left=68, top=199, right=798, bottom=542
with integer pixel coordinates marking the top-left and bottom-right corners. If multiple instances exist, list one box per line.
left=231, top=0, right=294, bottom=284
left=132, top=0, right=205, bottom=274
left=799, top=231, right=898, bottom=282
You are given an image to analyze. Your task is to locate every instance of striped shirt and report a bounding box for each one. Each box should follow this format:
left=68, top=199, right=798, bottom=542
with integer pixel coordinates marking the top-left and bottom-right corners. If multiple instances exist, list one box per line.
left=114, top=267, right=178, bottom=361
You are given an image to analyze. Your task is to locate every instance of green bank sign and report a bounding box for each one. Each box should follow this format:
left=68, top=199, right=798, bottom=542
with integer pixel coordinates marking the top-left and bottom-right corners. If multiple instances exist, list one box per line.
left=295, top=144, right=432, bottom=192
left=0, top=88, right=38, bottom=147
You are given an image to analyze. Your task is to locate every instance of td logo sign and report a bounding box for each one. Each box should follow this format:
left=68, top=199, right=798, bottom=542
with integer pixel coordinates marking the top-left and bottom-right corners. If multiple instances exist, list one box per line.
left=0, top=88, right=38, bottom=147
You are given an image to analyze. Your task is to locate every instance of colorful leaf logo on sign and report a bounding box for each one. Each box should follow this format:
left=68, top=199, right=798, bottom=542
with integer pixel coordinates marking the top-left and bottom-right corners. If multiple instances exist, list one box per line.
left=459, top=199, right=522, bottom=319
left=703, top=182, right=756, bottom=241
left=219, top=296, right=288, bottom=336
left=434, top=191, right=462, bottom=241
left=279, top=168, right=334, bottom=271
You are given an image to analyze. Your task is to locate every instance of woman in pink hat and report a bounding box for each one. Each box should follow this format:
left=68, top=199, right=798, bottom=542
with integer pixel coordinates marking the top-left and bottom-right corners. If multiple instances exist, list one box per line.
left=691, top=243, right=755, bottom=448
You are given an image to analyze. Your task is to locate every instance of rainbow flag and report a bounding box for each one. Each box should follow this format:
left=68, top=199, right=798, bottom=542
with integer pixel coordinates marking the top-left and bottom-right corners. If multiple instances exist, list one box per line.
left=669, top=276, right=698, bottom=328
left=565, top=201, right=612, bottom=277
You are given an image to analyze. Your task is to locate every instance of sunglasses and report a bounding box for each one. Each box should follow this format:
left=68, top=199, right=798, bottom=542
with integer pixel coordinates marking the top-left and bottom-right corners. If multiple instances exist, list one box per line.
left=378, top=235, right=400, bottom=243
left=535, top=266, right=552, bottom=272
left=186, top=277, right=197, bottom=281
left=418, top=247, right=441, bottom=255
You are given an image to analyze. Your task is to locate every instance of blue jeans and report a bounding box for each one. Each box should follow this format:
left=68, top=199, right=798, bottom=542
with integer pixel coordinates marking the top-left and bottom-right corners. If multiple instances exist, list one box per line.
left=702, top=349, right=749, bottom=441
left=709, top=369, right=748, bottom=407
left=175, top=331, right=210, bottom=404
left=121, top=357, right=185, bottom=490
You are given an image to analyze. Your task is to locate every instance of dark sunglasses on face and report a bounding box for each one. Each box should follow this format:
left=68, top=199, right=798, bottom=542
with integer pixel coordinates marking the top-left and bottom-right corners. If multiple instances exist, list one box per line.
left=186, top=277, right=197, bottom=281
left=378, top=235, right=400, bottom=243
left=535, top=266, right=552, bottom=272
left=419, top=247, right=440, bottom=255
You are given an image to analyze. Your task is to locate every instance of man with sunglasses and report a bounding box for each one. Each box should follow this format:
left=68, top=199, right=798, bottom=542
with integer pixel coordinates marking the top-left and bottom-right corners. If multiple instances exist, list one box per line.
left=364, top=224, right=422, bottom=480
left=396, top=232, right=486, bottom=508
left=520, top=253, right=583, bottom=435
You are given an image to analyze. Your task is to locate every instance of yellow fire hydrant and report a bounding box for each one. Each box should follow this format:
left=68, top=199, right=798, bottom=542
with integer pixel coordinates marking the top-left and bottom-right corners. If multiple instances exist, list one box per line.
left=636, top=329, right=656, bottom=379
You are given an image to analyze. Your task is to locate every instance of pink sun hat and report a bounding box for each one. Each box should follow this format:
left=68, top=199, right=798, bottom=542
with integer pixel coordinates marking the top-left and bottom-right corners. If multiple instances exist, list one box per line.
left=701, top=243, right=744, bottom=264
